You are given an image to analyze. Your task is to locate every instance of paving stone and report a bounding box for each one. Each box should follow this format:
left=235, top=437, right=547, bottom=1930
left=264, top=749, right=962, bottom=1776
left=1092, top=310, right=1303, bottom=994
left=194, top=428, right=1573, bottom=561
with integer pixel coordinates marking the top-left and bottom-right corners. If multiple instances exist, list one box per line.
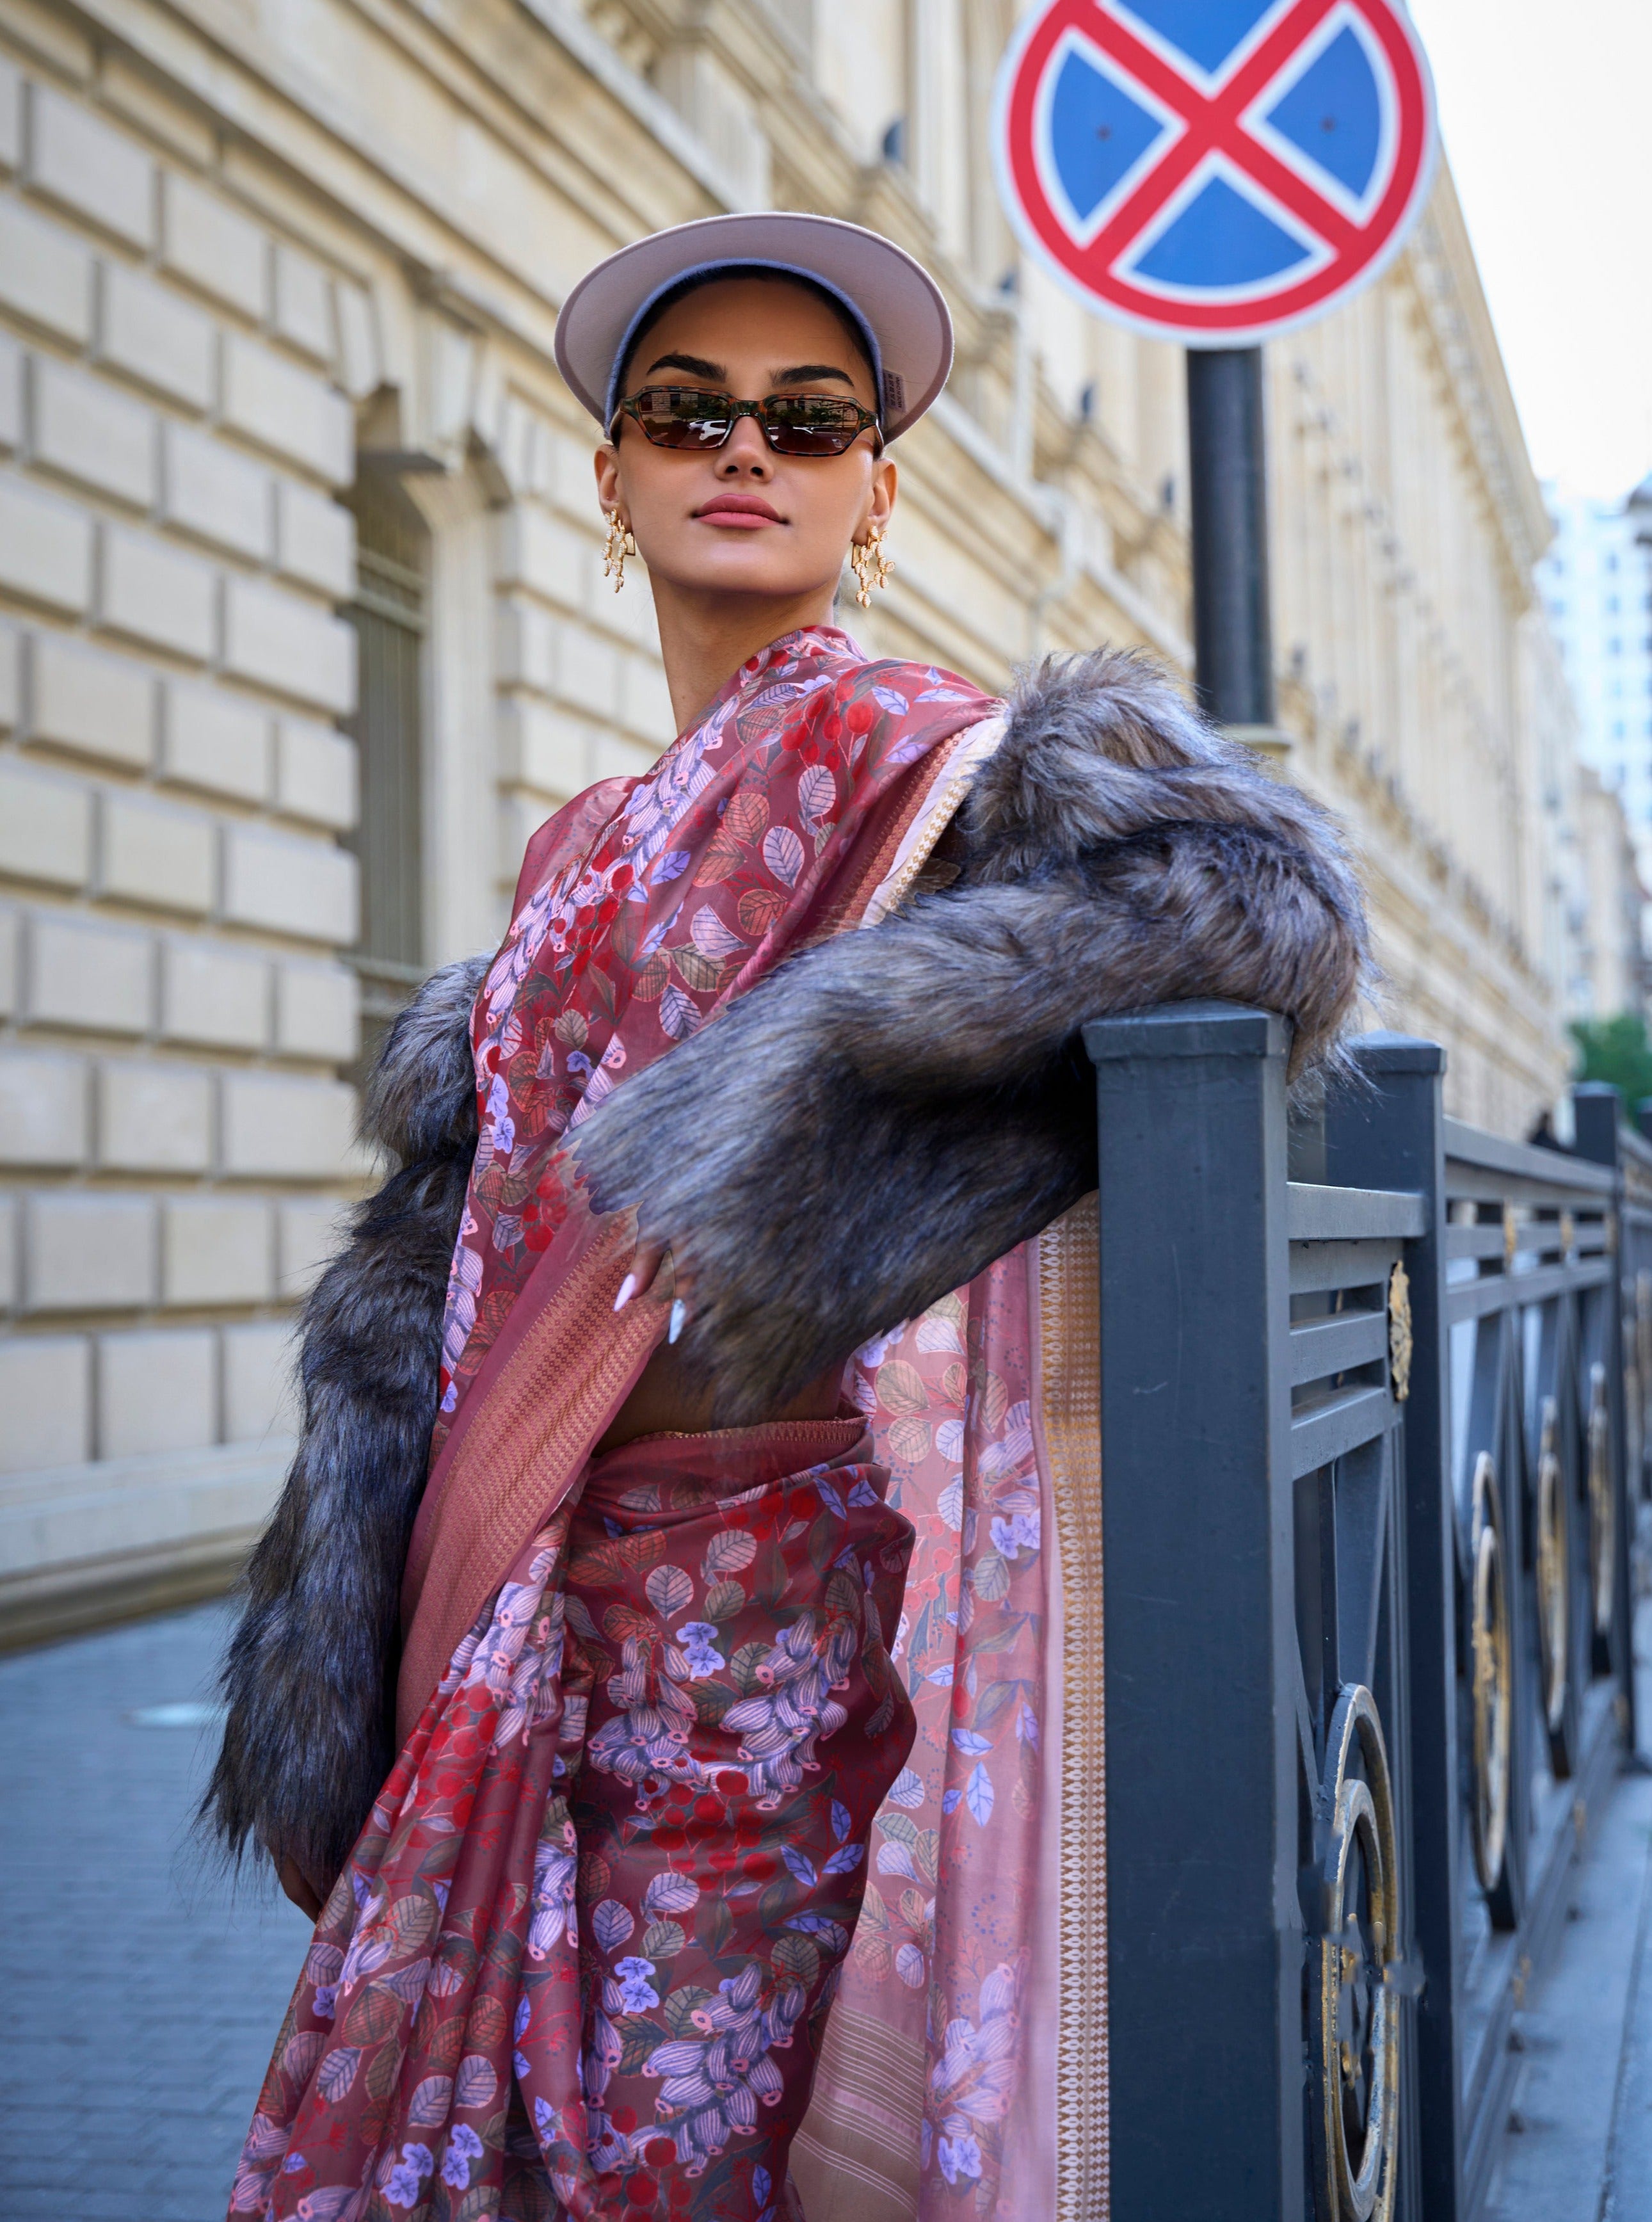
left=0, top=1605, right=310, bottom=2222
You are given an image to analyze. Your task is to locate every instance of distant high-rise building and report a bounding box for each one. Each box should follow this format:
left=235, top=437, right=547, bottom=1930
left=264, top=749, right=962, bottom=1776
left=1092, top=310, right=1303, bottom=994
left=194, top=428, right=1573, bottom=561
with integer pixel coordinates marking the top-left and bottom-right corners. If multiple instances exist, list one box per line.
left=1541, top=480, right=1652, bottom=880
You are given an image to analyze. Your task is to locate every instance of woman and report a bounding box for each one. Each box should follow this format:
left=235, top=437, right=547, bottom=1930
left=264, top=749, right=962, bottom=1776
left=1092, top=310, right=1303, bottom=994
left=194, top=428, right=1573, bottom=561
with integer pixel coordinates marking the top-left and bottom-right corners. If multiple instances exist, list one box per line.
left=209, top=213, right=1367, bottom=2222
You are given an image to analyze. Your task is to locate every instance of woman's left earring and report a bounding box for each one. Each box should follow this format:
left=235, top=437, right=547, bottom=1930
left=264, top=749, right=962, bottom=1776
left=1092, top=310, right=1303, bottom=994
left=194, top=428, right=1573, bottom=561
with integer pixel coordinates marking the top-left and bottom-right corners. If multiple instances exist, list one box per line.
left=602, top=509, right=637, bottom=591
left=850, top=525, right=894, bottom=608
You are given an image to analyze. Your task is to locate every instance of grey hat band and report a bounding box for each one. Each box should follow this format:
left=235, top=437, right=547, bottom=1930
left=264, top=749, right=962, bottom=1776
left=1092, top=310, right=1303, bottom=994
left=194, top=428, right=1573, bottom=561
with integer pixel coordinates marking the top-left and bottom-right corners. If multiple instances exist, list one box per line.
left=603, top=260, right=888, bottom=432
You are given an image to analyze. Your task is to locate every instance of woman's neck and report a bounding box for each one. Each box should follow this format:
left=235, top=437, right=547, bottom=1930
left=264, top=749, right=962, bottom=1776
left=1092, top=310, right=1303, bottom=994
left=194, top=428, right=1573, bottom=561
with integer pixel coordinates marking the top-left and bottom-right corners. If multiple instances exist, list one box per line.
left=650, top=579, right=843, bottom=735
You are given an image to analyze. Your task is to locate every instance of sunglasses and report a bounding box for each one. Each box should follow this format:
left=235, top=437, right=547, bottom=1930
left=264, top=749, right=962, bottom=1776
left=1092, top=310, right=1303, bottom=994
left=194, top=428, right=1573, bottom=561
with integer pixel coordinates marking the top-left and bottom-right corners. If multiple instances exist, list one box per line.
left=612, top=385, right=881, bottom=458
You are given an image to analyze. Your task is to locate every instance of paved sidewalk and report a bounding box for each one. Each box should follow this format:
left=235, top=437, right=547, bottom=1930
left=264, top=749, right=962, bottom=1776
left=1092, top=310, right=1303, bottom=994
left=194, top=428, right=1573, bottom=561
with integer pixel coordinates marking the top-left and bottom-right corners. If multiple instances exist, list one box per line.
left=0, top=1603, right=310, bottom=2222
left=1484, top=1598, right=1652, bottom=2222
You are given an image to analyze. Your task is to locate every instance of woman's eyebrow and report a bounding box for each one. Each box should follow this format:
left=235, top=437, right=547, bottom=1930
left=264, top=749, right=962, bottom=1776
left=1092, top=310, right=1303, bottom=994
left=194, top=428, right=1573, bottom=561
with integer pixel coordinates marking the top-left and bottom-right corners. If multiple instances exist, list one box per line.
left=771, top=362, right=855, bottom=387
left=644, top=350, right=725, bottom=380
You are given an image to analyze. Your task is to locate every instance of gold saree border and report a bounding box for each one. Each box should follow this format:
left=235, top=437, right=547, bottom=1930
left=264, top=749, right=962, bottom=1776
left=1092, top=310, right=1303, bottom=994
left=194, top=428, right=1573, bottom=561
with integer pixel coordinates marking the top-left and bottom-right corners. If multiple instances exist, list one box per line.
left=1038, top=1195, right=1109, bottom=2222
left=397, top=1217, right=662, bottom=1739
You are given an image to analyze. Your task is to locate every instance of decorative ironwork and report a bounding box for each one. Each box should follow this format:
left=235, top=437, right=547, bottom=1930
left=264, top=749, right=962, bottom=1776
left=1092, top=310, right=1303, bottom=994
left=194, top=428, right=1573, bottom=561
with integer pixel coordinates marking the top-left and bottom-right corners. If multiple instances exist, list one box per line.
left=1536, top=1397, right=1569, bottom=1739
left=1587, top=1362, right=1615, bottom=1639
left=1386, top=1261, right=1412, bottom=1402
left=1311, top=1685, right=1400, bottom=2222
left=1467, top=1453, right=1512, bottom=1895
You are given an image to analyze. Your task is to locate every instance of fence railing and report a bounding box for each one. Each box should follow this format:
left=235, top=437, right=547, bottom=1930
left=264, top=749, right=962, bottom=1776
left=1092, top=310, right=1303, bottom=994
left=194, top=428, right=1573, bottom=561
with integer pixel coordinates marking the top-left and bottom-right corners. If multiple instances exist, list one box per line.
left=1085, top=1008, right=1640, bottom=2221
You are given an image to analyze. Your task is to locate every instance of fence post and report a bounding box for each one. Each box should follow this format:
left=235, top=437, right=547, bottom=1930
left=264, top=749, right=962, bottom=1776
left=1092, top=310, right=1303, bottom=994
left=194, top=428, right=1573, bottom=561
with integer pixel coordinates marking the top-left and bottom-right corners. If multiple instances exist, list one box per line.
left=1324, top=1034, right=1462, bottom=2218
left=1084, top=1002, right=1299, bottom=2219
left=1571, top=1081, right=1636, bottom=1751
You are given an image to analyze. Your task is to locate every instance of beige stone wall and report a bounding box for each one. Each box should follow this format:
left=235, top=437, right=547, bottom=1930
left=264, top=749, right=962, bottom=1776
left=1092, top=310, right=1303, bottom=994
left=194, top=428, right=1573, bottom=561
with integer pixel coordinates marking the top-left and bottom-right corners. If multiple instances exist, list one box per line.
left=0, top=0, right=1587, bottom=1623
left=1573, top=768, right=1648, bottom=1025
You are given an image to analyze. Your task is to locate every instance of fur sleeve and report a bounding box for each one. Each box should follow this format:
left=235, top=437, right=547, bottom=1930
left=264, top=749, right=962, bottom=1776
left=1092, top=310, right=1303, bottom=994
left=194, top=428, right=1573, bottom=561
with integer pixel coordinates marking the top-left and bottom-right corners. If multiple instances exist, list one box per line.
left=200, top=954, right=487, bottom=1893
left=570, top=650, right=1369, bottom=1425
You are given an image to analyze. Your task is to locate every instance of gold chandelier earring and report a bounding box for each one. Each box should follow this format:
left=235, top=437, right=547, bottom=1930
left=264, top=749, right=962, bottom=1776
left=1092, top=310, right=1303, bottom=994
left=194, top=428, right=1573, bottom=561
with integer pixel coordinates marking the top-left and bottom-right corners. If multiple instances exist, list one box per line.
left=849, top=525, right=894, bottom=608
left=602, top=508, right=637, bottom=591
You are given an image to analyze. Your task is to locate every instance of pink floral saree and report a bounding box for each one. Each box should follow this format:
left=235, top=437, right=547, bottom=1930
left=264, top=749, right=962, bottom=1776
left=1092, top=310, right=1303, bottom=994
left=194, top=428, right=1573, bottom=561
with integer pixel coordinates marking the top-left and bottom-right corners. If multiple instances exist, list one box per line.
left=231, top=627, right=1107, bottom=2222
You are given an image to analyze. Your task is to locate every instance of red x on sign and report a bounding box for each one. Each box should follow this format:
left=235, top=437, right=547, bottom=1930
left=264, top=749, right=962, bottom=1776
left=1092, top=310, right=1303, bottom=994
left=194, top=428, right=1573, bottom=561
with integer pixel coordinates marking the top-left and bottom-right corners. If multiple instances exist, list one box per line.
left=993, top=0, right=1436, bottom=345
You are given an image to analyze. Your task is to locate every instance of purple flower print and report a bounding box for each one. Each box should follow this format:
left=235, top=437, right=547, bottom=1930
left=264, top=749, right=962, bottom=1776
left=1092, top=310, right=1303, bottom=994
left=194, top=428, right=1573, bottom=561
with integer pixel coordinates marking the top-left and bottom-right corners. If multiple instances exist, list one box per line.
left=382, top=2139, right=434, bottom=2208
left=675, top=1620, right=724, bottom=1678
left=440, top=2123, right=483, bottom=2190
left=613, top=1956, right=660, bottom=2012
left=722, top=1611, right=858, bottom=1808
left=989, top=1509, right=1040, bottom=1561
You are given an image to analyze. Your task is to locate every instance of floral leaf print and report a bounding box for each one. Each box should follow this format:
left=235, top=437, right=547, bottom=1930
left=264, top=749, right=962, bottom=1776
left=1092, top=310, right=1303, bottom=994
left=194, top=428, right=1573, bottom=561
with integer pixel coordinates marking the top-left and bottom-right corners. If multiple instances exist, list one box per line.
left=642, top=1869, right=699, bottom=1919
left=702, top=1528, right=758, bottom=1578
left=653, top=849, right=691, bottom=883
left=876, top=1839, right=919, bottom=1882
left=281, top=2029, right=325, bottom=2081
left=304, top=1941, right=344, bottom=1987
left=703, top=1577, right=746, bottom=1622
left=723, top=789, right=769, bottom=842
left=787, top=1912, right=851, bottom=1951
left=798, top=764, right=838, bottom=824
left=314, top=2047, right=361, bottom=2104
left=406, top=2074, right=454, bottom=2128
left=762, top=825, right=805, bottom=887
left=342, top=1985, right=398, bottom=2047
left=641, top=1917, right=687, bottom=1959
left=895, top=1942, right=927, bottom=1988
left=886, top=1415, right=931, bottom=1463
left=690, top=906, right=747, bottom=960
left=885, top=1767, right=927, bottom=1810
left=831, top=1798, right=853, bottom=1842
left=670, top=945, right=725, bottom=994
left=658, top=983, right=700, bottom=1040
left=823, top=1844, right=865, bottom=1874
left=915, top=1311, right=966, bottom=1356
left=934, top=1416, right=966, bottom=1462
left=454, top=2054, right=497, bottom=2109
left=782, top=1844, right=819, bottom=1888
left=952, top=1728, right=992, bottom=1755
left=773, top=1931, right=821, bottom=1986
left=875, top=1359, right=929, bottom=1417
left=617, top=2015, right=666, bottom=2073
left=737, top=885, right=788, bottom=937
left=965, top=1762, right=995, bottom=1825
left=645, top=1564, right=693, bottom=1619
left=972, top=1552, right=1011, bottom=1604
left=936, top=1479, right=965, bottom=1533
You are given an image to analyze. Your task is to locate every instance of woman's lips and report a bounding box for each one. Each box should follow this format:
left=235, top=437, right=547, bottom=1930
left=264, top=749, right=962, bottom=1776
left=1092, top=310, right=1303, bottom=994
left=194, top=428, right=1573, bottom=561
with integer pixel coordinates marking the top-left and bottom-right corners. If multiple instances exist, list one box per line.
left=693, top=497, right=783, bottom=529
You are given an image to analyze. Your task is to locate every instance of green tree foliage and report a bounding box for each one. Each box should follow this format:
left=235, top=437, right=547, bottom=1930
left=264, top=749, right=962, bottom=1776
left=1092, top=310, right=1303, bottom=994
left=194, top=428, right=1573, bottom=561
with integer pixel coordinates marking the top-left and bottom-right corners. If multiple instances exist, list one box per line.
left=1570, top=1013, right=1652, bottom=1116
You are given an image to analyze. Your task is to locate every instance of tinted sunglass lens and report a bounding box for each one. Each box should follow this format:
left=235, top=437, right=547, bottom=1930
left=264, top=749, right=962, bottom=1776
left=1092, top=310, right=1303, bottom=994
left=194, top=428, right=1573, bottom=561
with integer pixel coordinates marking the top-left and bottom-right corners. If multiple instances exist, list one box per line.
left=634, top=390, right=732, bottom=449
left=766, top=398, right=863, bottom=455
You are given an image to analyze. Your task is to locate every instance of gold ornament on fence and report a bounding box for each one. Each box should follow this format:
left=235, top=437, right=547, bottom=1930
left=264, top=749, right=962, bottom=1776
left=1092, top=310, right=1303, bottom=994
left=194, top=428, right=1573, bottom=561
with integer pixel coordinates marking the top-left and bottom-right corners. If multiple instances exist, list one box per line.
left=1467, top=1452, right=1512, bottom=1897
left=1311, top=1684, right=1401, bottom=2222
left=1386, top=1262, right=1412, bottom=1403
left=602, top=509, right=637, bottom=591
left=849, top=525, right=894, bottom=607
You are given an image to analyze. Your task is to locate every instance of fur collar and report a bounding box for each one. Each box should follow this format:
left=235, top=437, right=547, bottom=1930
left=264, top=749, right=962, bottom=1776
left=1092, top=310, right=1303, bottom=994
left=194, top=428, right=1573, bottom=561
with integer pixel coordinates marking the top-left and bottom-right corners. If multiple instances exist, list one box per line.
left=204, top=648, right=1367, bottom=1891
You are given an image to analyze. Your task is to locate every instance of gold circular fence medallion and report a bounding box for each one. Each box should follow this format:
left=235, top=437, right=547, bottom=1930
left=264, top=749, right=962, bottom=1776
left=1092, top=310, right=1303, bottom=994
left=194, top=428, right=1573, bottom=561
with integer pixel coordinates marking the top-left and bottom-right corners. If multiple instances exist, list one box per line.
left=1312, top=1685, right=1400, bottom=2222
left=1536, top=1397, right=1569, bottom=1737
left=1467, top=1452, right=1512, bottom=1896
left=1587, top=1362, right=1615, bottom=1641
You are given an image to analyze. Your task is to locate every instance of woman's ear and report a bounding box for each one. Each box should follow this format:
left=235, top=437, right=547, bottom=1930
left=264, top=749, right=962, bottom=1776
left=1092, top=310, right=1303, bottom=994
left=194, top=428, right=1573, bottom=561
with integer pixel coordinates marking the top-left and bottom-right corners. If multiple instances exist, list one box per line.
left=863, top=454, right=897, bottom=536
left=593, top=442, right=622, bottom=518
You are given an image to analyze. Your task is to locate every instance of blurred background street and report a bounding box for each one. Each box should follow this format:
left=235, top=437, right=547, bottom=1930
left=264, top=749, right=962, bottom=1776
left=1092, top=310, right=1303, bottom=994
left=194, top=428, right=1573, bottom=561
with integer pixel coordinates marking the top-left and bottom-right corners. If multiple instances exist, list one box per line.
left=0, top=1606, right=309, bottom=2221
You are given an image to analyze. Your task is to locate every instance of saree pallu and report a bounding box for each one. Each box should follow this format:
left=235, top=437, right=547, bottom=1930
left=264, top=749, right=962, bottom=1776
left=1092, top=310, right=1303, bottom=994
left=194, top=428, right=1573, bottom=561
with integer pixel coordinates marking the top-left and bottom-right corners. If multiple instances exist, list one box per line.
left=234, top=1420, right=913, bottom=2222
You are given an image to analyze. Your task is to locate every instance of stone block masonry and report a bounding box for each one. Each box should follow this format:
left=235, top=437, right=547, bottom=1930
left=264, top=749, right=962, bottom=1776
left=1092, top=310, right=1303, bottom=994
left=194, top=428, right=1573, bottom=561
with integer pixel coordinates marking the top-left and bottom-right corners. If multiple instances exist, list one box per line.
left=0, top=30, right=367, bottom=1565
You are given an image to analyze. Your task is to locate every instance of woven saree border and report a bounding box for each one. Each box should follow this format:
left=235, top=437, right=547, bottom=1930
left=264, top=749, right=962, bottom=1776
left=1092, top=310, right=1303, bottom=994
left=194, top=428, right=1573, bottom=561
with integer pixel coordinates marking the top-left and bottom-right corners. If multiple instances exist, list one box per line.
left=1038, top=1196, right=1109, bottom=2221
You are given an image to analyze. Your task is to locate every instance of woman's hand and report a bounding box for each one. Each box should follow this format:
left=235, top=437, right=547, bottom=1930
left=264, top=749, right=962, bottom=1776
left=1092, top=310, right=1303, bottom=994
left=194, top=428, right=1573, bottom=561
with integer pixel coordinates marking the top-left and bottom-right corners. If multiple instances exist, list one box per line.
left=277, top=1854, right=325, bottom=1922
left=613, top=1236, right=692, bottom=1344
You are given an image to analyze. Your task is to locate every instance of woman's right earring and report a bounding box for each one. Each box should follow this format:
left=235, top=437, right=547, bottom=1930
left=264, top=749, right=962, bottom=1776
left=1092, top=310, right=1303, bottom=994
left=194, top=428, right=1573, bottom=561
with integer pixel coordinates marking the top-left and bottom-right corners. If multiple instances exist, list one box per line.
left=602, top=510, right=636, bottom=592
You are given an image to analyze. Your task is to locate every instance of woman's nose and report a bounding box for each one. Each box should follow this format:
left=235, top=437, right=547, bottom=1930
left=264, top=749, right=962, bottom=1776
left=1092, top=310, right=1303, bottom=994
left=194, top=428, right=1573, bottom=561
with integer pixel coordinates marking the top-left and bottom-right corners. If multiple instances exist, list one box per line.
left=715, top=415, right=772, bottom=474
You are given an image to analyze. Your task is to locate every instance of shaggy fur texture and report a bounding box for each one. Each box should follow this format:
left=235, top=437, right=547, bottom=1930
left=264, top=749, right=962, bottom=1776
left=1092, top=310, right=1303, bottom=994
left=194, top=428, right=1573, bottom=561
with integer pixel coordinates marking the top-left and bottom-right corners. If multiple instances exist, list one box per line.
left=570, top=650, right=1369, bottom=1422
left=201, top=954, right=488, bottom=1891
left=204, top=650, right=1368, bottom=1888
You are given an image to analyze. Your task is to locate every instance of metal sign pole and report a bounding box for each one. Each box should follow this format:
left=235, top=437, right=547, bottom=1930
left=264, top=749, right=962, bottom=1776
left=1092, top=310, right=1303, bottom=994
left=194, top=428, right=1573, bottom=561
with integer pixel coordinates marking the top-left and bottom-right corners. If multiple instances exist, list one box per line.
left=1186, top=346, right=1275, bottom=731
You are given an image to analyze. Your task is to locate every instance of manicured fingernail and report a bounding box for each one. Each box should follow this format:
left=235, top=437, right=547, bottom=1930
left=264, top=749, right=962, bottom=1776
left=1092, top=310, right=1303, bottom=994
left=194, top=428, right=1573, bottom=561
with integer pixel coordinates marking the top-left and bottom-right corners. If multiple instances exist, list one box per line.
left=668, top=1298, right=687, bottom=1345
left=614, top=1273, right=638, bottom=1314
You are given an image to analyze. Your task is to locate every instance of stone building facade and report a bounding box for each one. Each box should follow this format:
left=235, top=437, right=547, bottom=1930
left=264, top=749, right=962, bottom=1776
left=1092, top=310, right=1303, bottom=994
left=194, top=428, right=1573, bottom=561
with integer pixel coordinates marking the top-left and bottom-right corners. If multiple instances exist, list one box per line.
left=0, top=0, right=1592, bottom=1630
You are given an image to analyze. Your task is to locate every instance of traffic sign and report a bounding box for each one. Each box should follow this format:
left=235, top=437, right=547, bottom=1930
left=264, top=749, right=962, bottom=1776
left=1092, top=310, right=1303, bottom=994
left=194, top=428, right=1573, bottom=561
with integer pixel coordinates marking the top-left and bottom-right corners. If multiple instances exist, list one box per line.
left=992, top=0, right=1437, bottom=346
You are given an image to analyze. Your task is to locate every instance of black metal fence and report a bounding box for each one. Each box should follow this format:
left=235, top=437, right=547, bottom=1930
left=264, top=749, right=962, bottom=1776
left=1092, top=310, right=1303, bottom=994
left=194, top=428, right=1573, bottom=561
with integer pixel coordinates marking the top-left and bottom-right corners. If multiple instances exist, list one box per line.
left=1085, top=1008, right=1641, bottom=2221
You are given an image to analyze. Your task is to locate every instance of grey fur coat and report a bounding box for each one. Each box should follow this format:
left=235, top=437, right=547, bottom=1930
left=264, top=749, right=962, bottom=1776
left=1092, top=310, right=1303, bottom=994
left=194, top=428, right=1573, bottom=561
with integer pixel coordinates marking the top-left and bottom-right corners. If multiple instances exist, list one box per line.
left=204, top=649, right=1369, bottom=1893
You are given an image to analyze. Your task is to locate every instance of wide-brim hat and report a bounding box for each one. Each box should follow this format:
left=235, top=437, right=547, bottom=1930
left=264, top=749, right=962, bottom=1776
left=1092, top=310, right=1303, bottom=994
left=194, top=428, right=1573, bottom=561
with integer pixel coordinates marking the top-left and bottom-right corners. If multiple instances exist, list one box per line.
left=554, top=212, right=954, bottom=443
